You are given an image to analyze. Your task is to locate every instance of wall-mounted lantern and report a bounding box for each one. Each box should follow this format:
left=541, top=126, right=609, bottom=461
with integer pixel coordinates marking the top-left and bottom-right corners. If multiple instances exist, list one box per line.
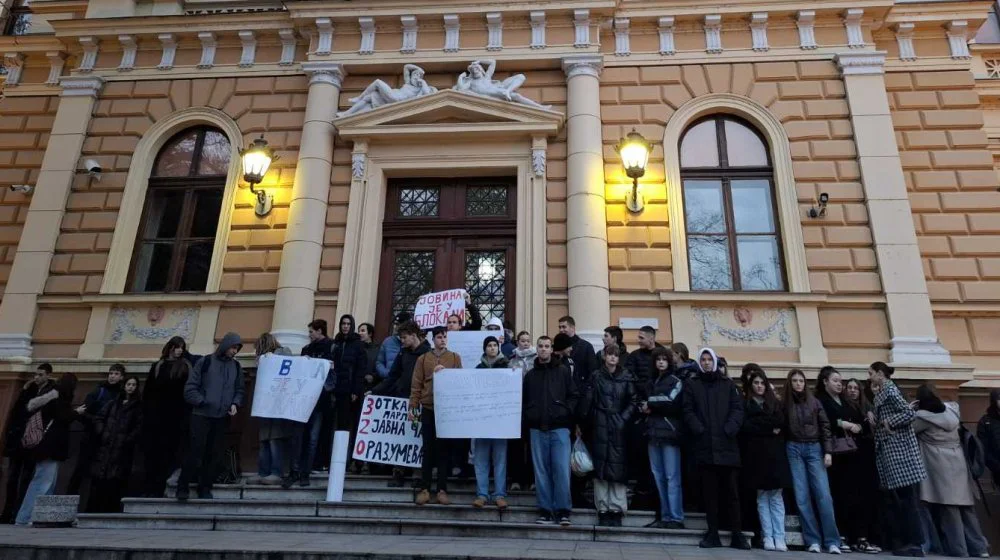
left=615, top=128, right=651, bottom=213
left=240, top=135, right=276, bottom=217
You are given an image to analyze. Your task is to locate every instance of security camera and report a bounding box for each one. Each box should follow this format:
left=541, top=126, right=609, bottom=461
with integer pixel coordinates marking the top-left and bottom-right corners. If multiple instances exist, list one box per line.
left=9, top=184, right=33, bottom=194
left=83, top=158, right=102, bottom=180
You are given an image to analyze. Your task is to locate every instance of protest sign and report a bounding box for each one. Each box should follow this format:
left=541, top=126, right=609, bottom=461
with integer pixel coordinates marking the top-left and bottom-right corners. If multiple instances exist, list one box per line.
left=352, top=395, right=423, bottom=468
left=427, top=330, right=492, bottom=371
left=433, top=368, right=521, bottom=439
left=413, top=289, right=467, bottom=329
left=251, top=354, right=329, bottom=423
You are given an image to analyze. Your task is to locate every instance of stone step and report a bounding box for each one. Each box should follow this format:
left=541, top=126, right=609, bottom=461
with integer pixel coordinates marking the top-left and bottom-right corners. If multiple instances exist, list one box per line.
left=76, top=513, right=754, bottom=545
left=167, top=484, right=544, bottom=506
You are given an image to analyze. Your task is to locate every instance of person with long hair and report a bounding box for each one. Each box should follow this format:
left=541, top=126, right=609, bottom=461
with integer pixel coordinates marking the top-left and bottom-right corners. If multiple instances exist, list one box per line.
left=912, top=384, right=990, bottom=558
left=252, top=333, right=298, bottom=486
left=141, top=336, right=191, bottom=497
left=87, top=376, right=143, bottom=513
left=643, top=346, right=685, bottom=529
left=842, top=377, right=885, bottom=553
left=869, top=361, right=927, bottom=557
left=741, top=369, right=791, bottom=551
left=816, top=366, right=880, bottom=554
left=782, top=369, right=841, bottom=554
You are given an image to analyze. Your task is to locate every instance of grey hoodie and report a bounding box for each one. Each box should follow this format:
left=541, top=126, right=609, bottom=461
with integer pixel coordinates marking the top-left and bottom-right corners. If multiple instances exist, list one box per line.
left=185, top=332, right=246, bottom=418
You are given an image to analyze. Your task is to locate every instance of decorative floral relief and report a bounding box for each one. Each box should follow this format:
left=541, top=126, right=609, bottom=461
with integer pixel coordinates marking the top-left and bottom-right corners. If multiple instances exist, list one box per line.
left=108, top=307, right=197, bottom=344
left=693, top=306, right=793, bottom=348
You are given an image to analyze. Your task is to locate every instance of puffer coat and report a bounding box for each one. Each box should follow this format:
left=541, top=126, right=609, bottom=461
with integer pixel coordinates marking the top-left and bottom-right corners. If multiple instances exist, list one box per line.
left=586, top=366, right=638, bottom=483
left=90, top=396, right=143, bottom=481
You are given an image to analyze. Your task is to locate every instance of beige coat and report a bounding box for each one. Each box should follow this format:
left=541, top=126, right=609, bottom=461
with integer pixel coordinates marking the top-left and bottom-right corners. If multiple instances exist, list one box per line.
left=913, top=402, right=975, bottom=506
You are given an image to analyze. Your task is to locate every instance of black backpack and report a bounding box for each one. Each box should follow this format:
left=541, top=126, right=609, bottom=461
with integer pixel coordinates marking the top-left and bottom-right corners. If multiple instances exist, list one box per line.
left=959, top=424, right=987, bottom=480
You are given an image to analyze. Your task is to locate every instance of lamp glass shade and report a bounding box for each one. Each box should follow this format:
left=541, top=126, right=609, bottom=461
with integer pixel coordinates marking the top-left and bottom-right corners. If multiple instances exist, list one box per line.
left=616, top=130, right=651, bottom=178
left=241, top=137, right=273, bottom=184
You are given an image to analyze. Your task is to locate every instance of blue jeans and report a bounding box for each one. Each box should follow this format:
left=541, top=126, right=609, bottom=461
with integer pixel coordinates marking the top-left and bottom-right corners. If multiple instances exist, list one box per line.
left=757, top=489, right=786, bottom=542
left=15, top=460, right=59, bottom=525
left=293, top=405, right=324, bottom=476
left=529, top=428, right=571, bottom=514
left=787, top=441, right=840, bottom=548
left=258, top=439, right=284, bottom=478
left=473, top=438, right=508, bottom=500
left=648, top=442, right=683, bottom=523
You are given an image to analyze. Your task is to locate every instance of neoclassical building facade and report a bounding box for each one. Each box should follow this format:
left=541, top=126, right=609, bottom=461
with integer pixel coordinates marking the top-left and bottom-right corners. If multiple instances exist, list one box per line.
left=0, top=0, right=999, bottom=431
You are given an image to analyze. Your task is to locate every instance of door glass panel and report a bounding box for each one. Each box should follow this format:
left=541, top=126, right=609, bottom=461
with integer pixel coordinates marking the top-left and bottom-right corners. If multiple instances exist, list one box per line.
left=190, top=189, right=224, bottom=238
left=688, top=236, right=733, bottom=291
left=132, top=243, right=173, bottom=292
left=680, top=119, right=719, bottom=168
left=737, top=237, right=784, bottom=291
left=391, top=251, right=436, bottom=319
left=683, top=180, right=727, bottom=234
left=731, top=180, right=775, bottom=234
left=178, top=242, right=214, bottom=291
left=725, top=119, right=769, bottom=167
left=141, top=189, right=185, bottom=239
left=466, top=185, right=508, bottom=216
left=398, top=187, right=439, bottom=217
left=465, top=250, right=506, bottom=322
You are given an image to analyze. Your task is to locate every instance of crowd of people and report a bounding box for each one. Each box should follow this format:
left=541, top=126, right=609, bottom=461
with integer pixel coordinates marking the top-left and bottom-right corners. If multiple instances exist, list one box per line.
left=0, top=304, right=997, bottom=559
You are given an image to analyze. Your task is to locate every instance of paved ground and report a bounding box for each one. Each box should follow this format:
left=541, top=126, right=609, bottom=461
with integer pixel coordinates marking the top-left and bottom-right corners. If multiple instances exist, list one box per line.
left=0, top=526, right=974, bottom=559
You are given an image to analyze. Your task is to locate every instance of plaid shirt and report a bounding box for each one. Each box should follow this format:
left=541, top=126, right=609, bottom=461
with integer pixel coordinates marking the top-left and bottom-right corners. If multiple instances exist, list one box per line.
left=873, top=380, right=927, bottom=490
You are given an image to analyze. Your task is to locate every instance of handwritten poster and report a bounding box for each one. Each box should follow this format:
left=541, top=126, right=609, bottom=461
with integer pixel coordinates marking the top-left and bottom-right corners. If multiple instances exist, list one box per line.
left=413, top=289, right=467, bottom=329
left=352, top=395, right=423, bottom=468
left=433, top=368, right=522, bottom=439
left=426, top=330, right=492, bottom=371
left=251, top=354, right=329, bottom=423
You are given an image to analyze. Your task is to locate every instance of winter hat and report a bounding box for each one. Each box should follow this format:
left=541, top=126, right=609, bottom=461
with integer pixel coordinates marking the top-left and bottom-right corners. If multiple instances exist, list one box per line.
left=483, top=336, right=500, bottom=352
left=553, top=333, right=573, bottom=352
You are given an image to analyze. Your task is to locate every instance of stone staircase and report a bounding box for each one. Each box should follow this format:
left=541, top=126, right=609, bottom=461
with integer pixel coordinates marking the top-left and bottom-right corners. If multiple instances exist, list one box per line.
left=76, top=474, right=802, bottom=546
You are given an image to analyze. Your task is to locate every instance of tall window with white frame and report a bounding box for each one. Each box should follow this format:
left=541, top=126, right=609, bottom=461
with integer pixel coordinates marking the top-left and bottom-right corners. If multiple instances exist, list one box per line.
left=679, top=114, right=786, bottom=291
left=128, top=126, right=231, bottom=292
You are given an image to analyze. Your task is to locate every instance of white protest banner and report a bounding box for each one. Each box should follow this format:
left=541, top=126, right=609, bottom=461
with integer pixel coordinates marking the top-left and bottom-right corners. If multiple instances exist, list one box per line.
left=426, top=330, right=492, bottom=371
left=251, top=354, right=329, bottom=423
left=352, top=395, right=423, bottom=468
left=413, top=288, right=467, bottom=329
left=433, top=368, right=521, bottom=439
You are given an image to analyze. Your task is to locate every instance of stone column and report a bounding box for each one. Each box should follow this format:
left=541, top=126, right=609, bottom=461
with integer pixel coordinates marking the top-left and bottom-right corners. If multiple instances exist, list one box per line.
left=836, top=52, right=950, bottom=364
left=0, top=77, right=104, bottom=359
left=271, top=62, right=344, bottom=351
left=562, top=56, right=610, bottom=348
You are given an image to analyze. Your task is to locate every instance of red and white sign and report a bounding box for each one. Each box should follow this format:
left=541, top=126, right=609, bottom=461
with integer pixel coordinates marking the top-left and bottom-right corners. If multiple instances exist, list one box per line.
left=413, top=288, right=467, bottom=329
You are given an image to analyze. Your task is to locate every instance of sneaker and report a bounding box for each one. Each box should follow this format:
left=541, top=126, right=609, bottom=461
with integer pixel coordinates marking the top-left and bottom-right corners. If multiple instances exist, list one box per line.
left=699, top=533, right=723, bottom=549
left=450, top=467, right=462, bottom=477
left=510, top=483, right=521, bottom=491
left=246, top=475, right=263, bottom=485
left=839, top=539, right=852, bottom=554
left=472, top=496, right=486, bottom=508
left=261, top=475, right=282, bottom=485
left=643, top=519, right=663, bottom=528
left=763, top=537, right=776, bottom=551
left=809, top=544, right=822, bottom=553
left=827, top=545, right=842, bottom=555
left=436, top=490, right=450, bottom=505
left=665, top=521, right=685, bottom=530
left=853, top=540, right=880, bottom=554
left=776, top=539, right=789, bottom=552
left=415, top=489, right=431, bottom=505
left=731, top=536, right=751, bottom=550
left=175, top=487, right=189, bottom=501
left=536, top=512, right=554, bottom=525
left=494, top=497, right=508, bottom=510
left=558, top=514, right=571, bottom=527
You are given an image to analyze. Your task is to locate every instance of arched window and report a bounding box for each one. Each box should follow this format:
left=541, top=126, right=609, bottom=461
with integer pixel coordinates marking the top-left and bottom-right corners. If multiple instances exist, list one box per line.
left=128, top=126, right=231, bottom=292
left=679, top=115, right=785, bottom=291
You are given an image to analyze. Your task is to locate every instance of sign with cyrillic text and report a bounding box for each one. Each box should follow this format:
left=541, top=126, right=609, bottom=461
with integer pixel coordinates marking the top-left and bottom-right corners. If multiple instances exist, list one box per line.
left=251, top=354, right=329, bottom=423
left=433, top=368, right=521, bottom=439
left=352, top=395, right=423, bottom=468
left=413, top=289, right=467, bottom=329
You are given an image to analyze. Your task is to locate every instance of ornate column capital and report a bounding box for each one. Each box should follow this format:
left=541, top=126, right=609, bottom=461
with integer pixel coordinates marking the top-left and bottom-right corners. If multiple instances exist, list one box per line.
left=835, top=51, right=886, bottom=76
left=562, top=55, right=602, bottom=80
left=302, top=61, right=346, bottom=88
left=59, top=75, right=105, bottom=98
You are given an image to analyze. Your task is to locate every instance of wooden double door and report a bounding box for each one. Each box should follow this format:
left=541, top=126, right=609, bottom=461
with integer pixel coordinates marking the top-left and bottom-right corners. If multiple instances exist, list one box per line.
left=376, top=177, right=517, bottom=338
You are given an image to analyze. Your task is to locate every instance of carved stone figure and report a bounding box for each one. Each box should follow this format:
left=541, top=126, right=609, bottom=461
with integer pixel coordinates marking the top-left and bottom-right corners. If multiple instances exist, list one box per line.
left=337, top=64, right=437, bottom=117
left=452, top=59, right=551, bottom=110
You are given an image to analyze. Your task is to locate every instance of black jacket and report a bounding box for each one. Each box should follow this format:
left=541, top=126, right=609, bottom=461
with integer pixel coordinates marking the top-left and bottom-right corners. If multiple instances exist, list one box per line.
left=301, top=336, right=335, bottom=391
left=91, top=396, right=143, bottom=481
left=332, top=315, right=368, bottom=397
left=646, top=369, right=684, bottom=445
left=523, top=356, right=579, bottom=432
left=739, top=397, right=791, bottom=490
left=143, top=359, right=190, bottom=442
left=568, top=336, right=600, bottom=389
left=674, top=360, right=700, bottom=381
left=978, top=389, right=1000, bottom=483
left=361, top=341, right=380, bottom=393
left=476, top=355, right=510, bottom=369
left=24, top=386, right=77, bottom=463
left=80, top=381, right=122, bottom=437
left=682, top=369, right=743, bottom=467
left=2, top=380, right=54, bottom=458
left=373, top=340, right=432, bottom=398
left=587, top=366, right=638, bottom=483
left=625, top=343, right=666, bottom=397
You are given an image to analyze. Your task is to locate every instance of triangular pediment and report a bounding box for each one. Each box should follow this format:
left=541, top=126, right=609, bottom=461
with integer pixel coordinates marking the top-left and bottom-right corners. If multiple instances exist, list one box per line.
left=334, top=89, right=564, bottom=141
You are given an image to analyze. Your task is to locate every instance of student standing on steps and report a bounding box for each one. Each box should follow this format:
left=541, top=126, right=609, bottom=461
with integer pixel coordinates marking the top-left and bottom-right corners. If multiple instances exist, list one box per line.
left=472, top=336, right=511, bottom=510
left=642, top=346, right=685, bottom=530
left=141, top=338, right=191, bottom=498
left=409, top=326, right=462, bottom=506
left=523, top=336, right=579, bottom=527
left=507, top=330, right=537, bottom=492
left=69, top=363, right=124, bottom=495
left=176, top=332, right=245, bottom=501
left=87, top=375, right=143, bottom=513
